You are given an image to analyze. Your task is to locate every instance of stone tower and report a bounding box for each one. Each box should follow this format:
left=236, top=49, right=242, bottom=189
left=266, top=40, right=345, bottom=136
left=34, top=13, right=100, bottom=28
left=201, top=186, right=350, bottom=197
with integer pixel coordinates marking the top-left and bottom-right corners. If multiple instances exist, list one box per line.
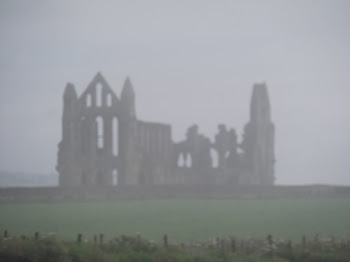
left=57, top=83, right=81, bottom=186
left=241, top=83, right=275, bottom=184
left=118, top=77, right=140, bottom=185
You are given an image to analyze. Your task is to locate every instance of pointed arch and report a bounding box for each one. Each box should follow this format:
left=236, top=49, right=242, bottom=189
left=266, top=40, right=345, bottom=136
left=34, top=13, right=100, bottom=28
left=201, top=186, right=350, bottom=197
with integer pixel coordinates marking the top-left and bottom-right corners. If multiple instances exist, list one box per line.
left=96, top=116, right=104, bottom=149
left=96, top=83, right=103, bottom=107
left=107, top=93, right=112, bottom=107
left=112, top=169, right=118, bottom=186
left=86, top=94, right=92, bottom=107
left=178, top=153, right=185, bottom=167
left=210, top=148, right=219, bottom=168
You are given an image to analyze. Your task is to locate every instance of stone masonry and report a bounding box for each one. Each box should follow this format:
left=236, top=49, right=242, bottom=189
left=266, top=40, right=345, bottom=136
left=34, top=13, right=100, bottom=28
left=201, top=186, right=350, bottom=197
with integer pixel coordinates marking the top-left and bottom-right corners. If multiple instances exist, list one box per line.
left=57, top=73, right=275, bottom=186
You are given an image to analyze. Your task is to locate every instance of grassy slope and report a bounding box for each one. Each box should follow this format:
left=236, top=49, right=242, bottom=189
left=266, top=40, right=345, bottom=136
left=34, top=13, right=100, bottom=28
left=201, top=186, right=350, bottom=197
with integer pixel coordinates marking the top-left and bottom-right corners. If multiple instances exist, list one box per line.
left=0, top=198, right=349, bottom=242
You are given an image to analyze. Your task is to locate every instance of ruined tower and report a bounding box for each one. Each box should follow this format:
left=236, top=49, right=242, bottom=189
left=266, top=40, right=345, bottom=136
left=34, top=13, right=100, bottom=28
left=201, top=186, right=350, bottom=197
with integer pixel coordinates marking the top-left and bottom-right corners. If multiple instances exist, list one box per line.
left=118, top=77, right=139, bottom=185
left=241, top=83, right=275, bottom=185
left=57, top=83, right=81, bottom=186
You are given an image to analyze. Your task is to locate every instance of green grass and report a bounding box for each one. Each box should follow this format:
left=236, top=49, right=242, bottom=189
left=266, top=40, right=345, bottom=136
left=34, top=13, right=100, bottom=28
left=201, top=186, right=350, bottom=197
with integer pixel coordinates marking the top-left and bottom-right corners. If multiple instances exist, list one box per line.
left=0, top=198, right=349, bottom=242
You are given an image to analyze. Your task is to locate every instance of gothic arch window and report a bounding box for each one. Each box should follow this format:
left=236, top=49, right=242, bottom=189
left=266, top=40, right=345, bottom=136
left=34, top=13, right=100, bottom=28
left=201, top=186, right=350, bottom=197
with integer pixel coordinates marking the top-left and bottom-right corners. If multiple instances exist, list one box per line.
left=86, top=94, right=92, bottom=107
left=178, top=153, right=185, bottom=167
left=112, top=117, right=118, bottom=156
left=106, top=93, right=112, bottom=107
left=210, top=148, right=219, bottom=168
left=96, top=116, right=104, bottom=149
left=96, top=83, right=103, bottom=107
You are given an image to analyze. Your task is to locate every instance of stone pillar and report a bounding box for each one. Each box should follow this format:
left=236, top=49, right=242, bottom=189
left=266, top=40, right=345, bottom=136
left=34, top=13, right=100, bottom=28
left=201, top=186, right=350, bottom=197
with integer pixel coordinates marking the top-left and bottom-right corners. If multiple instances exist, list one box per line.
left=119, top=77, right=139, bottom=185
left=241, top=83, right=275, bottom=185
left=57, top=83, right=82, bottom=186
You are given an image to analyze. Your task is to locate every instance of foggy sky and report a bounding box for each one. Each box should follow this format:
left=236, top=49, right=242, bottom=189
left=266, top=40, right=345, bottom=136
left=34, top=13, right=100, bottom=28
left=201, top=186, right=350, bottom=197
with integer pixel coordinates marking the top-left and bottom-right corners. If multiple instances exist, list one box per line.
left=0, top=0, right=349, bottom=185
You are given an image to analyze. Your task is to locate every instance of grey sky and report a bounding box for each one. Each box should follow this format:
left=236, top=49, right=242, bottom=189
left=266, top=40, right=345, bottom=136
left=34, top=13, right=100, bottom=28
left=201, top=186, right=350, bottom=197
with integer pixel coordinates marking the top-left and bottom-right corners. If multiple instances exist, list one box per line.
left=0, top=0, right=349, bottom=185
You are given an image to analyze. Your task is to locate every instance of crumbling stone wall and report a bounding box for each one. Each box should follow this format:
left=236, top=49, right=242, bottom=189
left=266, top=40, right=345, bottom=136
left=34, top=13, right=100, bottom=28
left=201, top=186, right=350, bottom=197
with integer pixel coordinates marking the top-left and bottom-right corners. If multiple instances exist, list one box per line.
left=57, top=73, right=275, bottom=187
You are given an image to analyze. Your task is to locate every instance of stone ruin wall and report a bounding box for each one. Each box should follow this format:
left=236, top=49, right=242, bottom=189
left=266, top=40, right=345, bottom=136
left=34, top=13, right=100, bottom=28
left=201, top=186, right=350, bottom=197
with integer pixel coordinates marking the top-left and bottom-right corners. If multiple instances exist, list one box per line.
left=57, top=73, right=275, bottom=187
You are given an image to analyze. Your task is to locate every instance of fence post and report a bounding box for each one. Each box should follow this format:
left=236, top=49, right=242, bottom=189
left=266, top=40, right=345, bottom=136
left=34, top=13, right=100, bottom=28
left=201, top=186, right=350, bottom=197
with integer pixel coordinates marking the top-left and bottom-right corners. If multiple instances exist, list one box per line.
left=220, top=238, right=225, bottom=250
left=136, top=233, right=141, bottom=243
left=267, top=234, right=273, bottom=246
left=302, top=235, right=307, bottom=249
left=230, top=237, right=236, bottom=253
left=267, top=234, right=274, bottom=257
left=163, top=234, right=168, bottom=248
left=77, top=233, right=82, bottom=243
left=93, top=234, right=97, bottom=244
left=4, top=230, right=8, bottom=238
left=35, top=232, right=39, bottom=240
left=240, top=240, right=245, bottom=253
left=99, top=233, right=104, bottom=244
left=287, top=240, right=293, bottom=252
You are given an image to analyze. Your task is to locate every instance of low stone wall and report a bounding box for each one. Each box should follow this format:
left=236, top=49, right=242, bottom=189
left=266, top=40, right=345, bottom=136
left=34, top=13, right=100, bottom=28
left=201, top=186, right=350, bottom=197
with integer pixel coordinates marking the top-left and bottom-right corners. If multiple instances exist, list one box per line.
left=0, top=184, right=349, bottom=202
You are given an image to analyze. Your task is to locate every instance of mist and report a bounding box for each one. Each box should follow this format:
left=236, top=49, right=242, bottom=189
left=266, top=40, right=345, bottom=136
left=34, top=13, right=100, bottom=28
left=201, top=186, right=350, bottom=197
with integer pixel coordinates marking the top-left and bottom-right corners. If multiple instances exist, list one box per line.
left=0, top=0, right=350, bottom=185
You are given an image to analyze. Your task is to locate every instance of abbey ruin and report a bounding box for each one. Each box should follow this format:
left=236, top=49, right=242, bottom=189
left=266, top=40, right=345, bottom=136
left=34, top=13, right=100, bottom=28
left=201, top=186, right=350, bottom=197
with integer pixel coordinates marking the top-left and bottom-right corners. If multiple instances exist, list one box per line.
left=57, top=73, right=275, bottom=187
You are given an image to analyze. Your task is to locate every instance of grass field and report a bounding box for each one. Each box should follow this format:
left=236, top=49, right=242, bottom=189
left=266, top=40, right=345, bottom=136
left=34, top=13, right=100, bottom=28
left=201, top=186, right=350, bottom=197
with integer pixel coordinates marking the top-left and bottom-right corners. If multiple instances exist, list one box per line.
left=0, top=198, right=349, bottom=242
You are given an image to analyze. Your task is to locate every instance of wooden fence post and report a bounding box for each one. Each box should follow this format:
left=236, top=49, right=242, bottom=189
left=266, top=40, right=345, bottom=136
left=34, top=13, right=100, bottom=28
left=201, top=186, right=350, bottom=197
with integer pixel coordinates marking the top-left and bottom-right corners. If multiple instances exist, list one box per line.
left=287, top=240, right=293, bottom=252
left=77, top=233, right=82, bottom=243
left=163, top=234, right=168, bottom=248
left=267, top=234, right=274, bottom=257
left=220, top=238, right=225, bottom=250
left=302, top=235, right=307, bottom=249
left=93, top=234, right=97, bottom=244
left=230, top=237, right=236, bottom=253
left=267, top=234, right=273, bottom=246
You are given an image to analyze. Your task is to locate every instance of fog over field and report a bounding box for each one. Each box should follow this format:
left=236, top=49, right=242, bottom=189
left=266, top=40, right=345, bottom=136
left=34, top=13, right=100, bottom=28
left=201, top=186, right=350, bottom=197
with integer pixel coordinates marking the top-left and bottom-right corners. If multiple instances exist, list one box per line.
left=0, top=0, right=349, bottom=185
